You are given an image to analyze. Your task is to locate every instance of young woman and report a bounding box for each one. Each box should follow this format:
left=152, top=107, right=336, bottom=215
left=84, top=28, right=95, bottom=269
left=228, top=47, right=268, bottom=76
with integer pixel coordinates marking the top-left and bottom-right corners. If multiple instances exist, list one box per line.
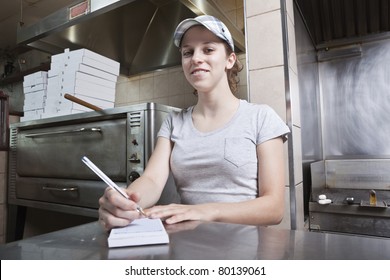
left=98, top=15, right=290, bottom=230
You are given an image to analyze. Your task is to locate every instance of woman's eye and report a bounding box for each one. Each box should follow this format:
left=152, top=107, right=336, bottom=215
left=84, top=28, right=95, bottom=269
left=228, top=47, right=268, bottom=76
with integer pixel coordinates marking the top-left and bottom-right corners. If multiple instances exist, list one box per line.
left=182, top=51, right=192, bottom=57
left=205, top=48, right=214, bottom=54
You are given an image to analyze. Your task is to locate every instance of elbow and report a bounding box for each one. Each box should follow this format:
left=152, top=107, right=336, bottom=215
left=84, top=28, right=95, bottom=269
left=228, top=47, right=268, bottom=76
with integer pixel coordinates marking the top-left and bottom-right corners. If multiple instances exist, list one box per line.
left=269, top=193, right=285, bottom=225
left=267, top=205, right=285, bottom=225
left=272, top=213, right=284, bottom=225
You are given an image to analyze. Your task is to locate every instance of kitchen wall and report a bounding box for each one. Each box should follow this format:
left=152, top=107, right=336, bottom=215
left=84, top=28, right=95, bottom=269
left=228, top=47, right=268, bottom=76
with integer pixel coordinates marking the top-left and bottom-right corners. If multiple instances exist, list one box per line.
left=294, top=0, right=322, bottom=216
left=320, top=40, right=390, bottom=157
left=297, top=30, right=390, bottom=161
left=245, top=0, right=304, bottom=230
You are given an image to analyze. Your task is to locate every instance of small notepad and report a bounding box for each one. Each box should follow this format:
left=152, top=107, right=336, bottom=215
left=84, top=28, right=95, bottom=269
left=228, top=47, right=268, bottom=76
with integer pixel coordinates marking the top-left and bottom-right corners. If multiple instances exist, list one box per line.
left=108, top=218, right=169, bottom=248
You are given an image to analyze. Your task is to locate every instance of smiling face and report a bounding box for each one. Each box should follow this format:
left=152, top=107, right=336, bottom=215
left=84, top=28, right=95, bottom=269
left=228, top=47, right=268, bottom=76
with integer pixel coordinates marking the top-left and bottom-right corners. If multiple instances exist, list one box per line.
left=180, top=25, right=236, bottom=95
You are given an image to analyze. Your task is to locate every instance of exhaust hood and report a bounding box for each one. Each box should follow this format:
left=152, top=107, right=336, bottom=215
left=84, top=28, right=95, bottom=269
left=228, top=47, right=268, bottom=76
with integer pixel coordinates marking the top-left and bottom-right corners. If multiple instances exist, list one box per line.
left=295, top=0, right=390, bottom=49
left=16, top=0, right=245, bottom=76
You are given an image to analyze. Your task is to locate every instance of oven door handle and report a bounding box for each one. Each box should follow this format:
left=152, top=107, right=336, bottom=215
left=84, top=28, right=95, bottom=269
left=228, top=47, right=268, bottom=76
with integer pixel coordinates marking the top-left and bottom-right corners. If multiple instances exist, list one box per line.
left=24, top=127, right=102, bottom=137
left=42, top=186, right=78, bottom=192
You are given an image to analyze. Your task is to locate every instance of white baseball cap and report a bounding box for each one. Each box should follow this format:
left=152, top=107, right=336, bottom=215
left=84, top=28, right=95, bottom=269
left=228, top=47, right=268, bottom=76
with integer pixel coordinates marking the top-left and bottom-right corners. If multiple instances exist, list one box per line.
left=173, top=15, right=234, bottom=51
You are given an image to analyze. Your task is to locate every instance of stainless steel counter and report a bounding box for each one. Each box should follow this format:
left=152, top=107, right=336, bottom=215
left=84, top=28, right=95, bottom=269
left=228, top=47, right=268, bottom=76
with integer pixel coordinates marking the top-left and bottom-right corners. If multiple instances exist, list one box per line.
left=0, top=221, right=389, bottom=260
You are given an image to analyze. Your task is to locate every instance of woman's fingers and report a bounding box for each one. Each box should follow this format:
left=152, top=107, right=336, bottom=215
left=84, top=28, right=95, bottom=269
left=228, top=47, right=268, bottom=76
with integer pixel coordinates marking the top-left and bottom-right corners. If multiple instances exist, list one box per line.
left=98, top=187, right=142, bottom=230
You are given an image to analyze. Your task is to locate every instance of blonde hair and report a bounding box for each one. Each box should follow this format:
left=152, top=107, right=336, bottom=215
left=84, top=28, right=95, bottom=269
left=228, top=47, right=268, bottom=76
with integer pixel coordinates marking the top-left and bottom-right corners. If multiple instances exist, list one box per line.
left=226, top=45, right=243, bottom=95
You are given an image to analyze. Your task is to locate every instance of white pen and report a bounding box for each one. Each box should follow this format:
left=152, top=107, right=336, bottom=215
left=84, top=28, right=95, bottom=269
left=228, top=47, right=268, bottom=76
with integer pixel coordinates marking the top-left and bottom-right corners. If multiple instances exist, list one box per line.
left=81, top=156, right=147, bottom=217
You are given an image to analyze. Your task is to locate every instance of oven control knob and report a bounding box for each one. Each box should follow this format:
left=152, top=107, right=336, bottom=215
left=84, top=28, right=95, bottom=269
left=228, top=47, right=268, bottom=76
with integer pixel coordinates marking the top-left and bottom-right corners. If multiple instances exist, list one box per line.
left=129, top=171, right=140, bottom=182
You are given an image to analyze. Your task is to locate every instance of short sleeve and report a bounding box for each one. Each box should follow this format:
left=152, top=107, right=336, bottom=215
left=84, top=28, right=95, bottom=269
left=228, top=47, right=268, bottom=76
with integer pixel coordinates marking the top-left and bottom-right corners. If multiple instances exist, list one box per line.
left=256, top=105, right=290, bottom=145
left=157, top=113, right=173, bottom=139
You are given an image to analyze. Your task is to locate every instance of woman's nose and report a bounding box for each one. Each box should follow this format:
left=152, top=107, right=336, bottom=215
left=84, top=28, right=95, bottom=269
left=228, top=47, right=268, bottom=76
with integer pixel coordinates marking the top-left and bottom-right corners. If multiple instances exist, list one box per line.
left=191, top=49, right=203, bottom=63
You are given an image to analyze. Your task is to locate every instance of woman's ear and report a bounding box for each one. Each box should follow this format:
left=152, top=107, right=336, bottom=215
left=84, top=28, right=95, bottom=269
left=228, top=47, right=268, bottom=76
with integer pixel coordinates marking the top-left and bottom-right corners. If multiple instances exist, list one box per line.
left=226, top=52, right=236, bottom=70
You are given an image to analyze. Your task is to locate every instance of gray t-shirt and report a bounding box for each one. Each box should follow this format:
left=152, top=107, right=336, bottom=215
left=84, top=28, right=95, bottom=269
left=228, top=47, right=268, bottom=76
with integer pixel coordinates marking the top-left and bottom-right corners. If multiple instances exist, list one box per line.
left=157, top=100, right=290, bottom=204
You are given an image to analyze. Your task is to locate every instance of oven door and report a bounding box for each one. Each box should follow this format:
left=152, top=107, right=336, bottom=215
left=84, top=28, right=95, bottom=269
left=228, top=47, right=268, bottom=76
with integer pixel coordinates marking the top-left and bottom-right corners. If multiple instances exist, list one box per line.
left=16, top=118, right=127, bottom=180
left=12, top=118, right=127, bottom=210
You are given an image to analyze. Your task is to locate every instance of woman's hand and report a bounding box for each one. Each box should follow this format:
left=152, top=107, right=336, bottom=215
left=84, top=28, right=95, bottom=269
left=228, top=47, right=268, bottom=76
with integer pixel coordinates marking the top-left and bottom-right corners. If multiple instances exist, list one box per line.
left=98, top=187, right=142, bottom=231
left=164, top=220, right=203, bottom=234
left=145, top=203, right=216, bottom=224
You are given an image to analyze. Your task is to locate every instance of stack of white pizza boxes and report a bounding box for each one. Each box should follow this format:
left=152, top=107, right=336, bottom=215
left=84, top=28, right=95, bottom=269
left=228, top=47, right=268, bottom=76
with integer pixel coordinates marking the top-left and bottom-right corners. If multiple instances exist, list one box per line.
left=21, top=71, right=48, bottom=121
left=43, top=48, right=120, bottom=118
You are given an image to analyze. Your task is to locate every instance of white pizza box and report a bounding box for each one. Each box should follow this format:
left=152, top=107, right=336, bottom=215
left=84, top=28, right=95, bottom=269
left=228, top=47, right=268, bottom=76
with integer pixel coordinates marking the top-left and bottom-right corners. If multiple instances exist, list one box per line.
left=24, top=98, right=46, bottom=109
left=71, top=94, right=114, bottom=109
left=33, top=76, right=47, bottom=85
left=55, top=104, right=90, bottom=114
left=23, top=71, right=48, bottom=87
left=24, top=90, right=46, bottom=101
left=71, top=87, right=115, bottom=103
left=60, top=79, right=116, bottom=103
left=44, top=92, right=61, bottom=108
left=23, top=70, right=47, bottom=81
left=46, top=76, right=62, bottom=97
left=41, top=102, right=59, bottom=116
left=49, top=48, right=120, bottom=77
left=49, top=51, right=68, bottom=77
left=24, top=90, right=47, bottom=110
left=59, top=94, right=114, bottom=110
left=51, top=50, right=68, bottom=63
left=61, top=71, right=116, bottom=89
left=42, top=107, right=60, bottom=117
left=24, top=102, right=45, bottom=111
left=50, top=60, right=119, bottom=82
left=77, top=87, right=115, bottom=102
left=63, top=62, right=118, bottom=82
left=62, top=79, right=116, bottom=102
left=48, top=64, right=64, bottom=77
left=23, top=83, right=47, bottom=94
left=41, top=108, right=90, bottom=119
left=43, top=97, right=90, bottom=114
left=47, top=72, right=116, bottom=101
left=66, top=48, right=120, bottom=75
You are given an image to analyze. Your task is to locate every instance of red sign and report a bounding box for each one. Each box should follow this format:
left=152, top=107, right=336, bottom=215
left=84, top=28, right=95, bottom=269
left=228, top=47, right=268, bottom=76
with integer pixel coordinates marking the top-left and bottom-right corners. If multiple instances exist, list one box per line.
left=69, top=1, right=90, bottom=20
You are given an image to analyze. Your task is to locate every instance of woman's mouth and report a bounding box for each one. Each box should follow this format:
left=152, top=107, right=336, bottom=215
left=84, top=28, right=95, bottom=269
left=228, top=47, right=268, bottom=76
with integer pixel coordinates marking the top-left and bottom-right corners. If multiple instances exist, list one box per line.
left=191, top=69, right=209, bottom=75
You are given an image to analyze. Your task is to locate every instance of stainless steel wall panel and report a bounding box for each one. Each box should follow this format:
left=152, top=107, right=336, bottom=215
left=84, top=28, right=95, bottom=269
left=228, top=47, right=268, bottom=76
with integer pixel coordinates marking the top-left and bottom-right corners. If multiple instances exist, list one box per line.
left=320, top=40, right=390, bottom=157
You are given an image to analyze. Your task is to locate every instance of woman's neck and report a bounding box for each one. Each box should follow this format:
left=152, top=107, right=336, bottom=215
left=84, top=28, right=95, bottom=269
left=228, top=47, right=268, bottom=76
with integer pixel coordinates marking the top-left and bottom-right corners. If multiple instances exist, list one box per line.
left=192, top=90, right=240, bottom=133
left=195, top=86, right=239, bottom=117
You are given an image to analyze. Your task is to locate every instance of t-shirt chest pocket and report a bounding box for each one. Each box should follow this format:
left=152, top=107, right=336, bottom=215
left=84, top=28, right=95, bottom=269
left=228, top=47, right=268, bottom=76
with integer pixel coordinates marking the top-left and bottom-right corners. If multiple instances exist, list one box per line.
left=224, top=137, right=257, bottom=167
